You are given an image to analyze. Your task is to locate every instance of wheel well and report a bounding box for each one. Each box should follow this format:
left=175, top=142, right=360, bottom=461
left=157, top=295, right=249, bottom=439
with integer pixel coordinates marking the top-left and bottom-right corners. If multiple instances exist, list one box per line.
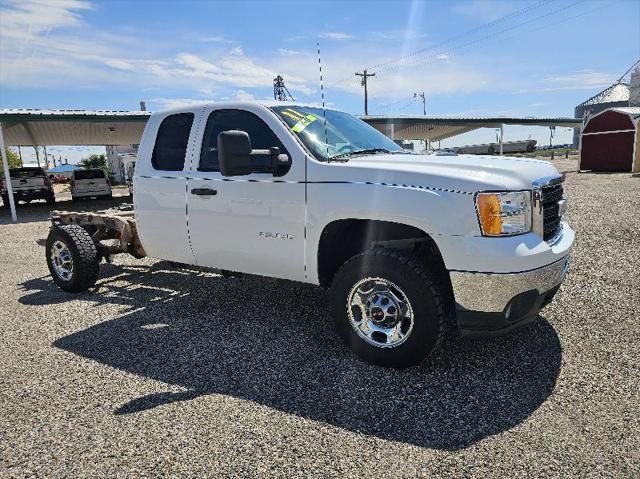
left=318, top=219, right=437, bottom=281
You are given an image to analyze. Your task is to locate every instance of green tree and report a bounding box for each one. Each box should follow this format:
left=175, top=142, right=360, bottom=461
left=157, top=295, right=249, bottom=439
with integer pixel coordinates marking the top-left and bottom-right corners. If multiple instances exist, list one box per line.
left=79, top=154, right=116, bottom=184
left=0, top=148, right=23, bottom=176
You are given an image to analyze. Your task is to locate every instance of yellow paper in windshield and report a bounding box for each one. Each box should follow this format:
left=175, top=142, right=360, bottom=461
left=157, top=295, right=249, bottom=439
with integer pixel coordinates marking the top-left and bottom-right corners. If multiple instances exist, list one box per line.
left=283, top=109, right=317, bottom=133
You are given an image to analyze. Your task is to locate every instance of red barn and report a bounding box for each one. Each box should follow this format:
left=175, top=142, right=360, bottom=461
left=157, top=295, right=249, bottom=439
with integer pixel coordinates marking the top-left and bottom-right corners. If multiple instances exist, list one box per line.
left=580, top=107, right=640, bottom=172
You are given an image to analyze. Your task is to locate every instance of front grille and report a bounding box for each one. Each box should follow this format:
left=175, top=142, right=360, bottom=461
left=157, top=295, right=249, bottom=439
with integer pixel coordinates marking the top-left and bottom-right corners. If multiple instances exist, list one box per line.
left=541, top=181, right=564, bottom=241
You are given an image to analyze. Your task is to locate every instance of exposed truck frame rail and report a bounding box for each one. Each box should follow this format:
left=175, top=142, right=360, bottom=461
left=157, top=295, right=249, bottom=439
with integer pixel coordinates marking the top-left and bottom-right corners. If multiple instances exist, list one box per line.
left=50, top=206, right=146, bottom=259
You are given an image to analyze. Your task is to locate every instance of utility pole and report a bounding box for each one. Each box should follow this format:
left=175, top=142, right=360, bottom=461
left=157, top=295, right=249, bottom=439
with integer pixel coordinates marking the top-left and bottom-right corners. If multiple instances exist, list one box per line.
left=413, top=91, right=426, bottom=115
left=355, top=69, right=375, bottom=115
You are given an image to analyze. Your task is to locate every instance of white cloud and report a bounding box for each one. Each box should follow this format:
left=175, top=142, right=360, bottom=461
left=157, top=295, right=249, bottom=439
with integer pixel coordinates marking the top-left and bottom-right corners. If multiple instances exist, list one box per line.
left=544, top=70, right=618, bottom=89
left=277, top=48, right=304, bottom=56
left=516, top=70, right=619, bottom=94
left=0, top=0, right=506, bottom=109
left=319, top=32, right=353, bottom=41
left=233, top=90, right=255, bottom=101
left=199, top=35, right=234, bottom=44
left=148, top=97, right=212, bottom=110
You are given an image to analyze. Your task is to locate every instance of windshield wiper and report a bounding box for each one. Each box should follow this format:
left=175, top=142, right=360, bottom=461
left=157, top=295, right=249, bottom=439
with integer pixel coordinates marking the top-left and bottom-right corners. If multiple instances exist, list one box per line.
left=329, top=148, right=392, bottom=160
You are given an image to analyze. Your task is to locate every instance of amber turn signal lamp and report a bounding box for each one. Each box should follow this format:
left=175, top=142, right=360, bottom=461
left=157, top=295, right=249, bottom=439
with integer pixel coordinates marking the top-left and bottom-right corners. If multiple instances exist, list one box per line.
left=476, top=193, right=503, bottom=236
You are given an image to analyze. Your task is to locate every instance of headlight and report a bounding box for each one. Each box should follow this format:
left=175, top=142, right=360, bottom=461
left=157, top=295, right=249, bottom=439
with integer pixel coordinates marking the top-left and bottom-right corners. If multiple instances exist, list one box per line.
left=475, top=191, right=532, bottom=236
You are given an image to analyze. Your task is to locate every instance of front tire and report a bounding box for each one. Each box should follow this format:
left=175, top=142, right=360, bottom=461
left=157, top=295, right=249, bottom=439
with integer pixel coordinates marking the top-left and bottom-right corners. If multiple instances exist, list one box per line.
left=330, top=248, right=447, bottom=368
left=46, top=224, right=99, bottom=292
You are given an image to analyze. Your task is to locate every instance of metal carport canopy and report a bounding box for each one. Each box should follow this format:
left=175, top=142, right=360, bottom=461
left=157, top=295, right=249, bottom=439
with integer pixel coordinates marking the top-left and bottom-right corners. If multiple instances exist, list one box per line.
left=0, top=109, right=151, bottom=222
left=0, top=109, right=151, bottom=146
left=360, top=115, right=583, bottom=141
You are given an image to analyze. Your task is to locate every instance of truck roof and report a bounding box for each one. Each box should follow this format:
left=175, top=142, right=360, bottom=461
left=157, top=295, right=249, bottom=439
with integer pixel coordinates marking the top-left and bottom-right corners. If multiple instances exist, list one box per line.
left=152, top=100, right=342, bottom=116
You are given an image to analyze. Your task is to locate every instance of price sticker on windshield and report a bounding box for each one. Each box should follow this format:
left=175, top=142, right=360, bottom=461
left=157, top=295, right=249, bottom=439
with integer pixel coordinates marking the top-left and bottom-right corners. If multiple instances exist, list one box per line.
left=282, top=109, right=318, bottom=133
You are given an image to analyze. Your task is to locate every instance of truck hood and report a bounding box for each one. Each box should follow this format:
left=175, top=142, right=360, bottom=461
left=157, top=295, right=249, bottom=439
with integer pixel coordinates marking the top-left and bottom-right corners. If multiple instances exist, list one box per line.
left=345, top=153, right=560, bottom=193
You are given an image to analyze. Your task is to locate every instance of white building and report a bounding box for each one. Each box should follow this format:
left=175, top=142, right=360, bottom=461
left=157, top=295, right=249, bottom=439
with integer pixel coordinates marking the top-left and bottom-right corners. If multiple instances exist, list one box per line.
left=106, top=144, right=138, bottom=183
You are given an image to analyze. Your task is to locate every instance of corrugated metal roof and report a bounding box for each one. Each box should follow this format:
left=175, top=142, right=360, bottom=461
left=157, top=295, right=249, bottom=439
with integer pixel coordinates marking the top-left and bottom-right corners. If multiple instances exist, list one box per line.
left=608, top=106, right=640, bottom=116
left=0, top=109, right=150, bottom=146
left=0, top=108, right=583, bottom=145
left=577, top=83, right=630, bottom=107
left=362, top=115, right=582, bottom=141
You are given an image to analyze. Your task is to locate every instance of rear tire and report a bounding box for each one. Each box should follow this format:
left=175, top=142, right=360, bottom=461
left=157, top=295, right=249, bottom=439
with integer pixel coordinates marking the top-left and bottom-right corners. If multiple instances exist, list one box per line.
left=1, top=195, right=9, bottom=208
left=46, top=224, right=99, bottom=292
left=330, top=248, right=447, bottom=368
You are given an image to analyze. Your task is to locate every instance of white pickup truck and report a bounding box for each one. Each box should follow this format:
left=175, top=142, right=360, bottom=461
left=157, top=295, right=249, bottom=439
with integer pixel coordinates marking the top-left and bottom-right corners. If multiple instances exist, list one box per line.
left=45, top=101, right=573, bottom=367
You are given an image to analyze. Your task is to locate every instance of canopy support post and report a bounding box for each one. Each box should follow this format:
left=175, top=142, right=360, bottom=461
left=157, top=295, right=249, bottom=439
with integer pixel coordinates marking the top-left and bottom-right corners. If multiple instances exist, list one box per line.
left=499, top=124, right=504, bottom=156
left=0, top=122, right=18, bottom=222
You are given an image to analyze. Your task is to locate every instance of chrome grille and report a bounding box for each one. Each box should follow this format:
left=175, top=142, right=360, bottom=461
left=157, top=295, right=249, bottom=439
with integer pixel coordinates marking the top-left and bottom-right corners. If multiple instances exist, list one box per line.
left=541, top=181, right=564, bottom=241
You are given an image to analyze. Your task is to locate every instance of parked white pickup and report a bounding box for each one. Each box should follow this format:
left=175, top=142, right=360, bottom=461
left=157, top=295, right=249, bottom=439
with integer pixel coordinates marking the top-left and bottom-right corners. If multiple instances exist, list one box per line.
left=70, top=169, right=112, bottom=201
left=45, top=101, right=573, bottom=367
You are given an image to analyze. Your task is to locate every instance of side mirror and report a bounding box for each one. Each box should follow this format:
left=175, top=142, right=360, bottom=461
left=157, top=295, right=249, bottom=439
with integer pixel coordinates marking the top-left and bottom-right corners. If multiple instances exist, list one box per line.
left=218, top=130, right=252, bottom=176
left=269, top=147, right=292, bottom=173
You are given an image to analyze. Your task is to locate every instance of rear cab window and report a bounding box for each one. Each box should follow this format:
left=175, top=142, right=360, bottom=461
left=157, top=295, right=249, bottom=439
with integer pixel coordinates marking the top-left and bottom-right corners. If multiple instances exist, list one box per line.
left=74, top=169, right=105, bottom=180
left=10, top=168, right=45, bottom=178
left=152, top=113, right=195, bottom=171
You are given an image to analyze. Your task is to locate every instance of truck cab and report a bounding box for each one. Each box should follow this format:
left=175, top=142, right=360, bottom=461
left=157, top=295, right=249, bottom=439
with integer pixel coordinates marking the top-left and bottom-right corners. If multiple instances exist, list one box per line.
left=47, top=101, right=574, bottom=367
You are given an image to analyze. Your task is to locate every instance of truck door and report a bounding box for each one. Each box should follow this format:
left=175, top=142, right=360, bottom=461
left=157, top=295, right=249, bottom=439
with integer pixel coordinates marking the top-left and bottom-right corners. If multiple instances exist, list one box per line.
left=186, top=107, right=306, bottom=282
left=134, top=110, right=200, bottom=264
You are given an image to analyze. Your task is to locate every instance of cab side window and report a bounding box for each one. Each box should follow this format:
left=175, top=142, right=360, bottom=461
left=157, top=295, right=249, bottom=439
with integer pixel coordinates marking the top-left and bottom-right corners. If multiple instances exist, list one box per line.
left=152, top=113, right=194, bottom=171
left=199, top=109, right=289, bottom=174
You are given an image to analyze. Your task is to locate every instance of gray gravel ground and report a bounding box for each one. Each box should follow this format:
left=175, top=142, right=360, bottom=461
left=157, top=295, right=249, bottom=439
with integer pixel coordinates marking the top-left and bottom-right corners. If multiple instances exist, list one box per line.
left=1, top=169, right=638, bottom=478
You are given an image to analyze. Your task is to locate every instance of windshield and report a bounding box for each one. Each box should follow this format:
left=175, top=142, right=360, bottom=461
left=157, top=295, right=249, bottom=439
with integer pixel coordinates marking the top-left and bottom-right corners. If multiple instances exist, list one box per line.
left=272, top=105, right=404, bottom=161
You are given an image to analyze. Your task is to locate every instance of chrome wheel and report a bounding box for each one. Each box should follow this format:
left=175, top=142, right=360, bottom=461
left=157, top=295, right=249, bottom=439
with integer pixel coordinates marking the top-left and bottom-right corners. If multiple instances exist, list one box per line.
left=50, top=240, right=74, bottom=281
left=347, top=277, right=414, bottom=348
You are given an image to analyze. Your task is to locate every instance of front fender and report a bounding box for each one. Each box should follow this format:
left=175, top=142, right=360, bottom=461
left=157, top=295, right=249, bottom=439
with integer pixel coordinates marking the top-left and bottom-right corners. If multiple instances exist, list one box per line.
left=305, top=181, right=479, bottom=283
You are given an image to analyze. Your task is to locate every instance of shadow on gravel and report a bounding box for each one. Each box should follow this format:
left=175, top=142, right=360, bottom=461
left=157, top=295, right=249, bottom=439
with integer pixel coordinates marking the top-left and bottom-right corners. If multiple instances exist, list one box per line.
left=23, top=264, right=562, bottom=450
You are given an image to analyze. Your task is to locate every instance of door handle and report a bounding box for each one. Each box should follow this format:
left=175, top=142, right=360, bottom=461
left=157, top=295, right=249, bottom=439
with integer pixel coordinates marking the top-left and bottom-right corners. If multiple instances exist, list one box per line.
left=191, top=188, right=217, bottom=196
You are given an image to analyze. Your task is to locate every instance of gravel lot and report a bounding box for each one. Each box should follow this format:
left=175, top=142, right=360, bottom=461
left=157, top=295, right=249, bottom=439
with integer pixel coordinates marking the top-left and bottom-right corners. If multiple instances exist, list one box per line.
left=1, top=166, right=638, bottom=478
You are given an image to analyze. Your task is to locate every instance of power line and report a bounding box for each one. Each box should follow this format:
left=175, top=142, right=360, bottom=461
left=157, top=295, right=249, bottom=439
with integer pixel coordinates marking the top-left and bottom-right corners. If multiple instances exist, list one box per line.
left=327, top=0, right=551, bottom=89
left=375, top=0, right=585, bottom=77
left=370, top=0, right=551, bottom=71
left=617, top=59, right=640, bottom=83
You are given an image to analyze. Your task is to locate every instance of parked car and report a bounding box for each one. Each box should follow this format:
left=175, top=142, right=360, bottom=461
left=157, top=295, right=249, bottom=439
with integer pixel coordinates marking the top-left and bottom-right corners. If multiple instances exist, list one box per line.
left=45, top=101, right=573, bottom=368
left=69, top=169, right=112, bottom=201
left=1, top=167, right=55, bottom=206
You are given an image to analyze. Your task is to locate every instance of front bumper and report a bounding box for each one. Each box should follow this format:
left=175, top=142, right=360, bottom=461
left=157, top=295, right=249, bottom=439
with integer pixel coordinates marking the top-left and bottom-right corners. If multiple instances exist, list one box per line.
left=450, top=255, right=570, bottom=337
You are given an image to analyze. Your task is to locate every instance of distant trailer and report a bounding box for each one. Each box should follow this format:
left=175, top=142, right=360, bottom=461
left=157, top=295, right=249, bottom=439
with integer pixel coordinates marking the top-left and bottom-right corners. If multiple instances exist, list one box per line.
left=454, top=139, right=537, bottom=155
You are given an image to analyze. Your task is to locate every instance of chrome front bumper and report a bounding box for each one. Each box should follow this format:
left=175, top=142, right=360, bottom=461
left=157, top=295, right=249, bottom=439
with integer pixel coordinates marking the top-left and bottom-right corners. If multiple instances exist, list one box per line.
left=450, top=256, right=570, bottom=313
left=450, top=256, right=570, bottom=336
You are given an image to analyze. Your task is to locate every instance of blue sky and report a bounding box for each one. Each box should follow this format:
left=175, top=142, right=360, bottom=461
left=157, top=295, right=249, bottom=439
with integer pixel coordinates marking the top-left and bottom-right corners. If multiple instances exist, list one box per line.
left=1, top=0, right=639, bottom=164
